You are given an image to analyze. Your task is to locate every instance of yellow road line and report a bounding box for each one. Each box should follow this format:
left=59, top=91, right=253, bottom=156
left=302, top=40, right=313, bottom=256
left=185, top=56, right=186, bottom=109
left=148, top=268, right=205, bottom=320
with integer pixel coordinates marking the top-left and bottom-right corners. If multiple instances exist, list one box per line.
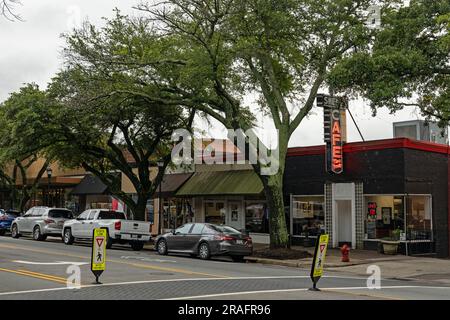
left=17, top=269, right=67, bottom=282
left=0, top=268, right=67, bottom=285
left=0, top=243, right=227, bottom=278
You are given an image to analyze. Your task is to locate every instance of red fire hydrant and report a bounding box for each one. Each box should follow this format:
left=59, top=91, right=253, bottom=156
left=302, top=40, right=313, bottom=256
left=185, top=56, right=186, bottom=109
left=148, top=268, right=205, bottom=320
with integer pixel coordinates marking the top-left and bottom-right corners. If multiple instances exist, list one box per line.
left=341, top=244, right=350, bottom=262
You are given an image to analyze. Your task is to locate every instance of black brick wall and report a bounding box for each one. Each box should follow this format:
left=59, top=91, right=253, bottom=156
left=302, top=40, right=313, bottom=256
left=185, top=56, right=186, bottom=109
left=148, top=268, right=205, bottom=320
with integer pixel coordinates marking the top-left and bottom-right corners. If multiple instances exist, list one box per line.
left=404, top=149, right=449, bottom=258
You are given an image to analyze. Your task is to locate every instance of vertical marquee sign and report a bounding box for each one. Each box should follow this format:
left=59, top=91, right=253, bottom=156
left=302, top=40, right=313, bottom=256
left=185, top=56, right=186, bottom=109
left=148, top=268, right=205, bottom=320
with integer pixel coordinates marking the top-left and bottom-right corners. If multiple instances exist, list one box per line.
left=317, top=94, right=347, bottom=174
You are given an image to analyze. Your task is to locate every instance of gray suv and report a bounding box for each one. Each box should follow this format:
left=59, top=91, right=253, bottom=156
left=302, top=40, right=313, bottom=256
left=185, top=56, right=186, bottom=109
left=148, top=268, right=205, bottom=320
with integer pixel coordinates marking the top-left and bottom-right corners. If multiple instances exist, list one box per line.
left=11, top=206, right=74, bottom=241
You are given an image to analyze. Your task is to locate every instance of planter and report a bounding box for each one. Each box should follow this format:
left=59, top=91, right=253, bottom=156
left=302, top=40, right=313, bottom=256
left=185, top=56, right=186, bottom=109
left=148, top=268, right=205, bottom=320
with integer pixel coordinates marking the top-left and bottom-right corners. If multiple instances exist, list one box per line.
left=381, top=240, right=400, bottom=255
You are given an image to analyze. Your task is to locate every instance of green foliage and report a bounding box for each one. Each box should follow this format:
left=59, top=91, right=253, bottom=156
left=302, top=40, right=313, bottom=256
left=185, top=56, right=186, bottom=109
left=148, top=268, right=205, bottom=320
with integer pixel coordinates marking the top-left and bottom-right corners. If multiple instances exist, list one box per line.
left=0, top=84, right=56, bottom=211
left=330, top=0, right=450, bottom=123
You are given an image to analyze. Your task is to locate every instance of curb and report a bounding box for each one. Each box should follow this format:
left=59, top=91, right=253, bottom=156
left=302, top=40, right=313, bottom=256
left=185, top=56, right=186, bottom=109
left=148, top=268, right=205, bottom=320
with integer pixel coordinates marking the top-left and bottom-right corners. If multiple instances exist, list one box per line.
left=244, top=256, right=365, bottom=268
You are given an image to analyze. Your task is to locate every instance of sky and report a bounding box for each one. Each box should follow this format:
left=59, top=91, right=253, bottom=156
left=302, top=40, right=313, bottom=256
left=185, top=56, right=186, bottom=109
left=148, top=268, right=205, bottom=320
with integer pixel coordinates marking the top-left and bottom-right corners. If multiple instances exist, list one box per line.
left=0, top=0, right=428, bottom=148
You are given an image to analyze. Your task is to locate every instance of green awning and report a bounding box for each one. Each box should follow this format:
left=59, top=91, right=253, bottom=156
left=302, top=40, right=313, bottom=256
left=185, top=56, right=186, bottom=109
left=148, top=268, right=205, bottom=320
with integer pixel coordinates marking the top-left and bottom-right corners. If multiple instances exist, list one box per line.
left=176, top=170, right=264, bottom=196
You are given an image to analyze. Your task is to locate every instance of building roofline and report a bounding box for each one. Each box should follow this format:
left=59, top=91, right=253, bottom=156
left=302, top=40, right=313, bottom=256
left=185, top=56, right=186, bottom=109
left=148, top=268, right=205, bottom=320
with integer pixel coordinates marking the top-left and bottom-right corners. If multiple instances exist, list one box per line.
left=287, top=137, right=450, bottom=157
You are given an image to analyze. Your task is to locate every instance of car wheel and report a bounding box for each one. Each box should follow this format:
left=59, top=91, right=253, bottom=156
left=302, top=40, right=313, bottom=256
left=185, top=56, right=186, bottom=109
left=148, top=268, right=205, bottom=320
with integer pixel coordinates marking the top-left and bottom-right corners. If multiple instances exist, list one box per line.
left=63, top=228, right=74, bottom=245
left=231, top=255, right=245, bottom=262
left=11, top=224, right=20, bottom=238
left=0, top=229, right=5, bottom=236
left=130, top=241, right=144, bottom=251
left=157, top=239, right=168, bottom=255
left=33, top=226, right=45, bottom=241
left=33, top=226, right=42, bottom=241
left=198, top=242, right=211, bottom=260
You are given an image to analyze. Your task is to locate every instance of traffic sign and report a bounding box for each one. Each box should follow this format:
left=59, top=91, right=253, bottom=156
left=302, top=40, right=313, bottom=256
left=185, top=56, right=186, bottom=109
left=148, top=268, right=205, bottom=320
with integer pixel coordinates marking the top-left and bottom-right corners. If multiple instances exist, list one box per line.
left=309, top=233, right=329, bottom=291
left=91, top=228, right=107, bottom=284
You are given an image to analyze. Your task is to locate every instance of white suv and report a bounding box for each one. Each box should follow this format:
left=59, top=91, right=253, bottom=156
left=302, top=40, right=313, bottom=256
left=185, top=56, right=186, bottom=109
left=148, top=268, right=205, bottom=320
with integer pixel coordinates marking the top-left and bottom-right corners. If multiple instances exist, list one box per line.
left=11, top=206, right=74, bottom=241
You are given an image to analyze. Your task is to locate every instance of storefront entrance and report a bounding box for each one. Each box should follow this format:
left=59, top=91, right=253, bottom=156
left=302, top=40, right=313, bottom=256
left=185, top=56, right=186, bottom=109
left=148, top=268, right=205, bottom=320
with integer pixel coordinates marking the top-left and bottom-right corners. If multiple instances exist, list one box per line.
left=331, top=183, right=356, bottom=249
left=336, top=200, right=352, bottom=247
left=226, top=201, right=244, bottom=230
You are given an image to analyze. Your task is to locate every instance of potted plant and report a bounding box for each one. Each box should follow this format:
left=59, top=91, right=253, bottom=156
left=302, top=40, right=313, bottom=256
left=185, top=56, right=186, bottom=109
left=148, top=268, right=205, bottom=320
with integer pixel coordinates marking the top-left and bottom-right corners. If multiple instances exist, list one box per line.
left=380, top=229, right=402, bottom=255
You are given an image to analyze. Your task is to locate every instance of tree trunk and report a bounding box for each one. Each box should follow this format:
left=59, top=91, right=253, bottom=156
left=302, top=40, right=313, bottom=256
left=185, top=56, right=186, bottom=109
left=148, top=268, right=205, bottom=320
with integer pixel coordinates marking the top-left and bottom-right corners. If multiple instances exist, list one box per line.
left=19, top=190, right=31, bottom=213
left=133, top=191, right=149, bottom=221
left=262, top=172, right=289, bottom=249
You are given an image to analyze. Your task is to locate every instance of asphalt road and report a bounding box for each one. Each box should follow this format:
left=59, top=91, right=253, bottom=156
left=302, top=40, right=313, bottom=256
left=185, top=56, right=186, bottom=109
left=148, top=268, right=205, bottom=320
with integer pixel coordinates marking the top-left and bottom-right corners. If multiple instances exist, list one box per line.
left=0, top=235, right=449, bottom=300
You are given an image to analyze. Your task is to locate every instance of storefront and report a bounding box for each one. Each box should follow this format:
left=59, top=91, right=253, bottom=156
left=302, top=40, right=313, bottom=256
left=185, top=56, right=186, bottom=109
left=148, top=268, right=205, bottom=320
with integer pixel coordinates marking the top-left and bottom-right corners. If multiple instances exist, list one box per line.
left=152, top=173, right=193, bottom=234
left=285, top=138, right=449, bottom=257
left=175, top=169, right=269, bottom=241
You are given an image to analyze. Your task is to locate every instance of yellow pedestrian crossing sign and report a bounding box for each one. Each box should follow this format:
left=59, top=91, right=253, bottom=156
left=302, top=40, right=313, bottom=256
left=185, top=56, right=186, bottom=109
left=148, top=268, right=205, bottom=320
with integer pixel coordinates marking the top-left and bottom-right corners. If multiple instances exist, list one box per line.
left=310, top=233, right=329, bottom=290
left=91, top=228, right=107, bottom=283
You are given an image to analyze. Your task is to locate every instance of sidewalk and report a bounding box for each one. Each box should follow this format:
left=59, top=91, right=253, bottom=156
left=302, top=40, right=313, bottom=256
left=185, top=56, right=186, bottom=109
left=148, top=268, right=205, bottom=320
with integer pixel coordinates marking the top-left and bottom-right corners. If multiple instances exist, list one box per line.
left=246, top=244, right=450, bottom=284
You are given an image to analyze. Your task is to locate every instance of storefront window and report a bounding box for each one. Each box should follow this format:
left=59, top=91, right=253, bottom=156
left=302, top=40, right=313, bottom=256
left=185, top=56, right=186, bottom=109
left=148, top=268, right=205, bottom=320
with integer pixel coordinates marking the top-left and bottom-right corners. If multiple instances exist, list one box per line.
left=292, top=196, right=324, bottom=237
left=406, top=196, right=432, bottom=240
left=245, top=202, right=268, bottom=233
left=245, top=201, right=269, bottom=233
left=205, top=201, right=225, bottom=225
left=365, top=196, right=404, bottom=240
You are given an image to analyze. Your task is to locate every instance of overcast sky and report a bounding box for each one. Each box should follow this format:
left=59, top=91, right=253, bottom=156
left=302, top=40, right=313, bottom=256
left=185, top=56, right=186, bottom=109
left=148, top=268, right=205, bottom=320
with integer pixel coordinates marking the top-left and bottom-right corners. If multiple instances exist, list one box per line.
left=0, top=1, right=427, bottom=148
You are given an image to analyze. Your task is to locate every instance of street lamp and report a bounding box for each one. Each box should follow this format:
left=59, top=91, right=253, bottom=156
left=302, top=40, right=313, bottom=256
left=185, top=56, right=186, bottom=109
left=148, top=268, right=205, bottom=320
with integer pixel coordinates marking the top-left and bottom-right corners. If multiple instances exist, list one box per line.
left=157, top=160, right=164, bottom=235
left=46, top=167, right=52, bottom=207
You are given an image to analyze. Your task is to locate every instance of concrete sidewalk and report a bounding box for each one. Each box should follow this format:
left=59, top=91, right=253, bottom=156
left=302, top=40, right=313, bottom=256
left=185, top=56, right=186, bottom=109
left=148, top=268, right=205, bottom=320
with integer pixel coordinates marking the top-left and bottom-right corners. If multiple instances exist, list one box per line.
left=246, top=244, right=450, bottom=284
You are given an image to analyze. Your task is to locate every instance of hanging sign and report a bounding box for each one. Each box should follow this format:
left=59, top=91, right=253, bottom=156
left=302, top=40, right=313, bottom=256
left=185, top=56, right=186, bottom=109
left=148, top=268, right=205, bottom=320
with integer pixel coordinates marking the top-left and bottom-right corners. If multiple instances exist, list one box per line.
left=317, top=94, right=347, bottom=174
left=91, top=228, right=107, bottom=284
left=309, top=233, right=329, bottom=291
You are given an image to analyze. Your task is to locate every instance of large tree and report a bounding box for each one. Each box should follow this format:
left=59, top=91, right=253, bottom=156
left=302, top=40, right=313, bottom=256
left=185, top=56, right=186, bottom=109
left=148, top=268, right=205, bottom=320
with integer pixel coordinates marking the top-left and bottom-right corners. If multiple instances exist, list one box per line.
left=130, top=0, right=386, bottom=247
left=0, top=84, right=55, bottom=212
left=47, top=16, right=195, bottom=220
left=329, top=0, right=450, bottom=125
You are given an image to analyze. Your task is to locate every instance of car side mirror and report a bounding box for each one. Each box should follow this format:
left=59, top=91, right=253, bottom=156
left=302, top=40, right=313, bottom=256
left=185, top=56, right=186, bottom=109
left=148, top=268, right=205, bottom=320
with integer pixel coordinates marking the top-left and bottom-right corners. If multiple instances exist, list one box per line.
left=76, top=217, right=84, bottom=221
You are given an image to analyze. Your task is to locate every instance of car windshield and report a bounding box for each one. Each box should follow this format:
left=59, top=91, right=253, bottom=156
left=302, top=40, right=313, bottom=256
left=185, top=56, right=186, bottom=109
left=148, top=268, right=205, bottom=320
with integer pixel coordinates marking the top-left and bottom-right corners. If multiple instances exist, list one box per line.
left=211, top=225, right=241, bottom=235
left=49, top=210, right=73, bottom=219
left=98, top=211, right=126, bottom=220
left=6, top=211, right=20, bottom=218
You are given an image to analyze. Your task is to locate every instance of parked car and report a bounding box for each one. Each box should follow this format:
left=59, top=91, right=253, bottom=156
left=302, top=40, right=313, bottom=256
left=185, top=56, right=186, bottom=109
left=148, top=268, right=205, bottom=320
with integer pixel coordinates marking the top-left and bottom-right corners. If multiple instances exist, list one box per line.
left=11, top=206, right=74, bottom=241
left=62, top=209, right=152, bottom=251
left=0, top=209, right=21, bottom=236
left=155, top=223, right=253, bottom=261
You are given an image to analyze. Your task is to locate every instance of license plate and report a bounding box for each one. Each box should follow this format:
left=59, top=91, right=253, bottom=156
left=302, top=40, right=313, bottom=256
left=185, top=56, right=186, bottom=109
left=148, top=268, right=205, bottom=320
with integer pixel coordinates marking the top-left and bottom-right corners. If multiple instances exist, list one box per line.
left=131, top=234, right=139, bottom=239
left=236, top=240, right=243, bottom=245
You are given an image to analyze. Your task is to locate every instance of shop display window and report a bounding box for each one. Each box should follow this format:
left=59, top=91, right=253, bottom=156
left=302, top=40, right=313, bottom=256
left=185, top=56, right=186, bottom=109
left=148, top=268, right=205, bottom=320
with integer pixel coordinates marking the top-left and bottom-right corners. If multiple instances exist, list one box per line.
left=364, top=195, right=432, bottom=241
left=205, top=201, right=225, bottom=225
left=365, top=195, right=404, bottom=240
left=245, top=202, right=268, bottom=233
left=406, top=196, right=432, bottom=240
left=292, top=196, right=324, bottom=237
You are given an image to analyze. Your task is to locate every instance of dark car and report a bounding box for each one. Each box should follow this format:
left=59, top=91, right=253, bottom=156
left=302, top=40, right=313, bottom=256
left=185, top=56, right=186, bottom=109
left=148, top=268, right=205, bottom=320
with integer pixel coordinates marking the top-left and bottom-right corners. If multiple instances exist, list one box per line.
left=0, top=209, right=22, bottom=236
left=155, top=223, right=253, bottom=262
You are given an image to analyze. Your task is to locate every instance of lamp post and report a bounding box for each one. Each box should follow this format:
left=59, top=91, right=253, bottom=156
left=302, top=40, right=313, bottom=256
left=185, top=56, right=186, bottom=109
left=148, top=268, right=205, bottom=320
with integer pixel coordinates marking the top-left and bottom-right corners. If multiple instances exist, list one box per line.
left=46, top=167, right=52, bottom=207
left=157, top=160, right=164, bottom=235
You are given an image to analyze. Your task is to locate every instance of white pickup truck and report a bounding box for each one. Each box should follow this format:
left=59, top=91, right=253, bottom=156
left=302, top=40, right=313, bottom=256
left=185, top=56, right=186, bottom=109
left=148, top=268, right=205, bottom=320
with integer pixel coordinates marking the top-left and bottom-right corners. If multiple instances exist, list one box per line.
left=62, top=209, right=152, bottom=251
